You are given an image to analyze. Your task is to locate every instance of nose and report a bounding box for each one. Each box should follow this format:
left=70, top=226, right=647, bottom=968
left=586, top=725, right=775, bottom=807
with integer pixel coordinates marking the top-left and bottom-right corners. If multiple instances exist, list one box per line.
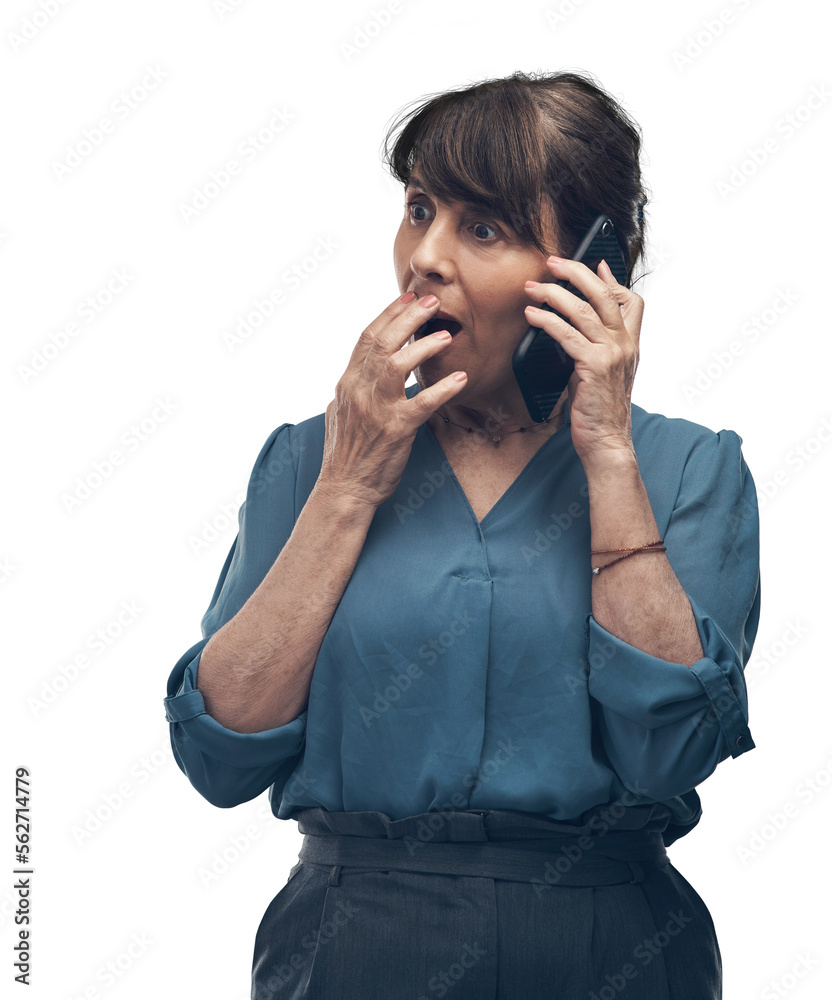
left=408, top=211, right=459, bottom=284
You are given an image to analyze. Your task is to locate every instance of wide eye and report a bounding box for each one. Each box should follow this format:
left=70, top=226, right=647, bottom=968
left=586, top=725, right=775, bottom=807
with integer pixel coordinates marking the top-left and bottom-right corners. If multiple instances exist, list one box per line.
left=405, top=198, right=501, bottom=242
left=406, top=200, right=430, bottom=222
left=472, top=222, right=498, bottom=241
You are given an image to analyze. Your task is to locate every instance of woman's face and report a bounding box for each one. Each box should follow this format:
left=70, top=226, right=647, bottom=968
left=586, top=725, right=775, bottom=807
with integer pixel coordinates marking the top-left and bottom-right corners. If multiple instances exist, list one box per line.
left=393, top=169, right=560, bottom=406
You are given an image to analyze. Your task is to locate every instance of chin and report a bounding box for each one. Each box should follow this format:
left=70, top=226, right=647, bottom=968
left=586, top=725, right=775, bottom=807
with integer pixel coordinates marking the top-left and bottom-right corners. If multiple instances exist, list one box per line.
left=413, top=363, right=457, bottom=390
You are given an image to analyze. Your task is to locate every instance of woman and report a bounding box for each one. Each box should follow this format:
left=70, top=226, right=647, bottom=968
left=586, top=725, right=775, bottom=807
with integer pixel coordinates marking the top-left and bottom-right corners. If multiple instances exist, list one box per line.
left=164, top=69, right=760, bottom=999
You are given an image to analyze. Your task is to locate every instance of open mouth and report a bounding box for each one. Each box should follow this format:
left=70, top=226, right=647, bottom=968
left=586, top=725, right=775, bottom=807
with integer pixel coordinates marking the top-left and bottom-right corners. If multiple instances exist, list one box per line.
left=416, top=318, right=463, bottom=338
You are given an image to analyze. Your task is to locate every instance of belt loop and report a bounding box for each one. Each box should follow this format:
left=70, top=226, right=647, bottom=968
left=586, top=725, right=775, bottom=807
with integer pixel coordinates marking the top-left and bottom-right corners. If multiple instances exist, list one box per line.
left=327, top=864, right=342, bottom=887
left=627, top=861, right=645, bottom=884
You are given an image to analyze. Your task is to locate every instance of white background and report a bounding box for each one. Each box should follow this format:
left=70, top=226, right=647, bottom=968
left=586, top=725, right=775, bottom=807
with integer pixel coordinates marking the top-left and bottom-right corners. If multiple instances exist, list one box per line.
left=4, top=0, right=828, bottom=997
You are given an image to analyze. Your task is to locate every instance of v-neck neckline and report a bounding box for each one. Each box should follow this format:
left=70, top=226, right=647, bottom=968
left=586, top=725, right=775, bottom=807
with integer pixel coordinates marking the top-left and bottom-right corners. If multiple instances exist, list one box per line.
left=412, top=384, right=572, bottom=530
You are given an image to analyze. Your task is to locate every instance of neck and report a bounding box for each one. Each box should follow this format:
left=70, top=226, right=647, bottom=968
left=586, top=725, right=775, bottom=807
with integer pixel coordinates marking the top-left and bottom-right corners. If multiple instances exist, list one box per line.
left=441, top=391, right=568, bottom=434
left=428, top=390, right=568, bottom=449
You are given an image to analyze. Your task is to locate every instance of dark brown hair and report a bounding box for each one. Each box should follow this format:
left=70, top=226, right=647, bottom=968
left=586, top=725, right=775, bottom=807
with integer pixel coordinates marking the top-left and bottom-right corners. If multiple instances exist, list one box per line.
left=381, top=69, right=651, bottom=287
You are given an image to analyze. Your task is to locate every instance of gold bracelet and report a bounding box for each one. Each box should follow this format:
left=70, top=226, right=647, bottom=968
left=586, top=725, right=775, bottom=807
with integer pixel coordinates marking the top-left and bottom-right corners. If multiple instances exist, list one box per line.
left=591, top=540, right=665, bottom=575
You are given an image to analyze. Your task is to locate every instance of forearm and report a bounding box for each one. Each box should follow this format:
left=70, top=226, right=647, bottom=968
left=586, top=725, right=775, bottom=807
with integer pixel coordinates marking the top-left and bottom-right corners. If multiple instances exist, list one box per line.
left=197, top=482, right=377, bottom=732
left=584, top=449, right=705, bottom=667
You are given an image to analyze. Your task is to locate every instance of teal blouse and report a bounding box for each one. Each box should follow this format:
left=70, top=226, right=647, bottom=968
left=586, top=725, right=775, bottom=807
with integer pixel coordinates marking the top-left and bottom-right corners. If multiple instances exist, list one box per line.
left=164, top=383, right=760, bottom=846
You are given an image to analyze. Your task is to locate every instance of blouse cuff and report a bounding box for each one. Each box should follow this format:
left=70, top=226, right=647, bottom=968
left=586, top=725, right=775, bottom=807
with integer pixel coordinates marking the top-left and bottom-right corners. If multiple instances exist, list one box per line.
left=163, top=640, right=307, bottom=768
left=585, top=596, right=755, bottom=761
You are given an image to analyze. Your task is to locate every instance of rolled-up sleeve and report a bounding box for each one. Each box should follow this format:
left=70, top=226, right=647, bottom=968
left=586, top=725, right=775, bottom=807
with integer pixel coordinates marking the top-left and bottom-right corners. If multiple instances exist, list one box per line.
left=585, top=428, right=761, bottom=803
left=164, top=422, right=308, bottom=808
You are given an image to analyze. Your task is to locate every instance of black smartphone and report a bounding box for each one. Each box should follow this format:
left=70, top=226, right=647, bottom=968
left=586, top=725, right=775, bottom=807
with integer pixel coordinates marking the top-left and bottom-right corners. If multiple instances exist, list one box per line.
left=511, top=215, right=630, bottom=423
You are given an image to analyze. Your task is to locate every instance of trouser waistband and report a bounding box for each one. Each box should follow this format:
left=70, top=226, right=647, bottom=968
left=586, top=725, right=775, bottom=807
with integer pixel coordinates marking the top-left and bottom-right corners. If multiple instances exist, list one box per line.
left=295, top=808, right=670, bottom=887
left=298, top=834, right=668, bottom=885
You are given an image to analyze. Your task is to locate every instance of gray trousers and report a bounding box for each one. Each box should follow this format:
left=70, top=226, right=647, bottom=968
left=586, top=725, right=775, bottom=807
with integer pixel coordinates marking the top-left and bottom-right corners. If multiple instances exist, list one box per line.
left=251, top=807, right=721, bottom=999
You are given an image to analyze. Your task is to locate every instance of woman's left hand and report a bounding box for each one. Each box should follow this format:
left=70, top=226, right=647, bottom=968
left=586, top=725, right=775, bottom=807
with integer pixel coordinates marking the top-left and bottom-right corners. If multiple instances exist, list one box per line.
left=524, top=257, right=644, bottom=468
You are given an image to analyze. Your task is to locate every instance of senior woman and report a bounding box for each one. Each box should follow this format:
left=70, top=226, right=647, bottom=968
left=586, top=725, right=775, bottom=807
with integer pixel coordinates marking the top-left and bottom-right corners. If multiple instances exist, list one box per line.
left=164, top=69, right=759, bottom=999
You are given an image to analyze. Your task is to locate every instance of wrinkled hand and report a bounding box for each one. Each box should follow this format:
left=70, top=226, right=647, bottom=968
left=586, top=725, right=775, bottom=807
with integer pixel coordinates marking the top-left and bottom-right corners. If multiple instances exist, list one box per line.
left=524, top=257, right=644, bottom=467
left=317, top=291, right=468, bottom=510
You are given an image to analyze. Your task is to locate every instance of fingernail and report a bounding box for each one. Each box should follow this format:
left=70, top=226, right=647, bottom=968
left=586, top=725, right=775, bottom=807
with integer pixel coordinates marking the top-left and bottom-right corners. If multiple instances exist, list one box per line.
left=525, top=280, right=539, bottom=288
left=548, top=255, right=564, bottom=263
left=400, top=290, right=416, bottom=303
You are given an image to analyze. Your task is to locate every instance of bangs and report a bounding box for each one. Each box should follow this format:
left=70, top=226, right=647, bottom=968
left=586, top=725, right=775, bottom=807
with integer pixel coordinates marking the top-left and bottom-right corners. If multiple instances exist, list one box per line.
left=383, top=85, right=555, bottom=253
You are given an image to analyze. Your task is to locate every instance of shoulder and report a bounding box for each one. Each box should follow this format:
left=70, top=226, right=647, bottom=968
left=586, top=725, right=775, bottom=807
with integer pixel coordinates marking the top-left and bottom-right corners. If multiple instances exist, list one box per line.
left=254, top=407, right=326, bottom=468
left=630, top=400, right=743, bottom=456
left=249, top=409, right=327, bottom=506
left=630, top=400, right=747, bottom=478
left=629, top=401, right=751, bottom=510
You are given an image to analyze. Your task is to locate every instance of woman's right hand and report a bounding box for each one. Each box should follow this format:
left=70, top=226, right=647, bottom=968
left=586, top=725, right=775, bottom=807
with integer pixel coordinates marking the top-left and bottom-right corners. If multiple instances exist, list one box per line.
left=315, top=291, right=468, bottom=510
